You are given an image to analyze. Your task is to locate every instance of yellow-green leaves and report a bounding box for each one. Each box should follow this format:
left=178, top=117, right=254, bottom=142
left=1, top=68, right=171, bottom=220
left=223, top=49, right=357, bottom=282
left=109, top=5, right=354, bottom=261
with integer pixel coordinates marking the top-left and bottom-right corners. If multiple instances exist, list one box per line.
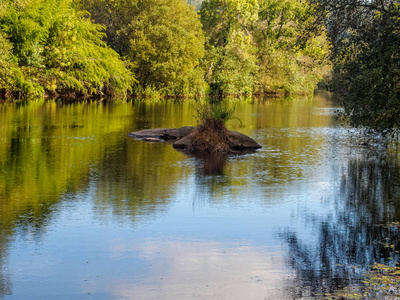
left=200, top=0, right=331, bottom=95
left=79, top=0, right=205, bottom=97
left=0, top=0, right=134, bottom=98
left=125, top=0, right=205, bottom=96
left=254, top=0, right=331, bottom=94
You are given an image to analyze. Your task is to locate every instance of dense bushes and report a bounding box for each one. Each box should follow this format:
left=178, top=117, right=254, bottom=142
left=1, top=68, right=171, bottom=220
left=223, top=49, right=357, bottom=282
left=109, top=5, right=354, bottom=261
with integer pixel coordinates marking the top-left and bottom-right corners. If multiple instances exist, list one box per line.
left=200, top=0, right=331, bottom=95
left=78, top=0, right=205, bottom=97
left=0, top=0, right=331, bottom=99
left=0, top=0, right=133, bottom=99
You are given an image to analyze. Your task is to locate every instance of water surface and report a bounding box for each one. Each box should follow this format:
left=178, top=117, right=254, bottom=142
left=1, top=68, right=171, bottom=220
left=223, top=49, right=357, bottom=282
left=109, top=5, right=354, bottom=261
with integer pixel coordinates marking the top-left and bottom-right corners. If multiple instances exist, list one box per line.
left=1, top=92, right=400, bottom=299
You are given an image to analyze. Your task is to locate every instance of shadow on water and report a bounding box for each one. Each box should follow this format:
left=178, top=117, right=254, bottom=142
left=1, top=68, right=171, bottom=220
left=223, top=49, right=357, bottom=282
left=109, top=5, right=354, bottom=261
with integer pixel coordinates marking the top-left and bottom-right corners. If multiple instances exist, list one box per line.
left=280, top=147, right=400, bottom=297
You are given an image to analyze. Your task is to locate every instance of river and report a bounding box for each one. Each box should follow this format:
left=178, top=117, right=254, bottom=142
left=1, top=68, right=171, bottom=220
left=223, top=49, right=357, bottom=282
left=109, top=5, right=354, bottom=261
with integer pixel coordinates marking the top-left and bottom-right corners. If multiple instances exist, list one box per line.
left=0, top=91, right=400, bottom=299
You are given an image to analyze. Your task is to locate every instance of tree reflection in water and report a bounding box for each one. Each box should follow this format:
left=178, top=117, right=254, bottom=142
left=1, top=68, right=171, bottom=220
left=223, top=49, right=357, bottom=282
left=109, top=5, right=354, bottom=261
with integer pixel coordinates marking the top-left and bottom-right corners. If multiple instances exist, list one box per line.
left=0, top=234, right=11, bottom=298
left=280, top=148, right=400, bottom=297
left=197, top=153, right=228, bottom=175
left=183, top=150, right=258, bottom=176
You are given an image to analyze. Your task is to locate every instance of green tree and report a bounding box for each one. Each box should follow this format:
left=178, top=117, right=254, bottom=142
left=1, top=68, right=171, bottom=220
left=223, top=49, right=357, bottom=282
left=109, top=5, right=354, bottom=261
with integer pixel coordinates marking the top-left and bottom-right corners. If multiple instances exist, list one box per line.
left=336, top=5, right=400, bottom=133
left=0, top=30, right=21, bottom=97
left=76, top=0, right=138, bottom=56
left=254, top=0, right=331, bottom=94
left=0, top=1, right=34, bottom=97
left=200, top=0, right=331, bottom=96
left=200, top=0, right=259, bottom=95
left=126, top=0, right=205, bottom=95
left=79, top=0, right=205, bottom=97
left=317, top=0, right=400, bottom=134
left=0, top=0, right=134, bottom=98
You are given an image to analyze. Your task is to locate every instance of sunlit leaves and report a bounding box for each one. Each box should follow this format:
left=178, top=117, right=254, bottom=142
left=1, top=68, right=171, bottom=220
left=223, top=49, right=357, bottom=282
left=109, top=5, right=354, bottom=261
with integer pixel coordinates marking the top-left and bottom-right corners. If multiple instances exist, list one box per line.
left=127, top=0, right=205, bottom=95
left=200, top=0, right=331, bottom=95
left=0, top=0, right=134, bottom=98
left=254, top=0, right=331, bottom=94
left=200, top=0, right=259, bottom=95
left=79, top=0, right=205, bottom=97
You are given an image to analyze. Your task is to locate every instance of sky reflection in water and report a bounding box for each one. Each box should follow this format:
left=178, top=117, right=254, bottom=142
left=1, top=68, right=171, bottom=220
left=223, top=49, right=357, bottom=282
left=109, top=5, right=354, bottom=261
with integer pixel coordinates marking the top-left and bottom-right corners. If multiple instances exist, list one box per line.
left=1, top=92, right=400, bottom=299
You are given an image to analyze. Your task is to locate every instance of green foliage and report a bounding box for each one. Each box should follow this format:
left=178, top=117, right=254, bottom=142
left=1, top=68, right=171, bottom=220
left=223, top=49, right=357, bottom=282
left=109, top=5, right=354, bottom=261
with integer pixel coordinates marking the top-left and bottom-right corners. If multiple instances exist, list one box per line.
left=0, top=30, right=20, bottom=95
left=0, top=0, right=134, bottom=98
left=200, top=0, right=331, bottom=96
left=200, top=0, right=259, bottom=47
left=254, top=0, right=331, bottom=94
left=204, top=39, right=258, bottom=95
left=127, top=0, right=205, bottom=96
left=76, top=0, right=138, bottom=55
left=194, top=98, right=236, bottom=125
left=200, top=0, right=259, bottom=95
left=331, top=3, right=400, bottom=134
left=1, top=0, right=332, bottom=99
left=79, top=0, right=205, bottom=97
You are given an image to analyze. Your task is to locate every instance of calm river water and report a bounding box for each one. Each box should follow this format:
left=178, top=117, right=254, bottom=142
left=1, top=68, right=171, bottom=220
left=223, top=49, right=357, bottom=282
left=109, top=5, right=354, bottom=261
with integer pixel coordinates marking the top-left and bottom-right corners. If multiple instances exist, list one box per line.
left=1, top=91, right=400, bottom=299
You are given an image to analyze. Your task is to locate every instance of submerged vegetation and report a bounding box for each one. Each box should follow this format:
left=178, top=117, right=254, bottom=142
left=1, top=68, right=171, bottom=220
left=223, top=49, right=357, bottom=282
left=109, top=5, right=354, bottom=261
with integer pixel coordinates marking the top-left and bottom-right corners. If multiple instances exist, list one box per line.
left=0, top=0, right=332, bottom=99
left=327, top=223, right=400, bottom=299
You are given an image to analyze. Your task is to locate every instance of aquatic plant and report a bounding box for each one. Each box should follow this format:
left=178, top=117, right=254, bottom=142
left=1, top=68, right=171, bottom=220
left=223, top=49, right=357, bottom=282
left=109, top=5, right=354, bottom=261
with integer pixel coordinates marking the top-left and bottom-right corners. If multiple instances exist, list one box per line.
left=326, top=222, right=400, bottom=300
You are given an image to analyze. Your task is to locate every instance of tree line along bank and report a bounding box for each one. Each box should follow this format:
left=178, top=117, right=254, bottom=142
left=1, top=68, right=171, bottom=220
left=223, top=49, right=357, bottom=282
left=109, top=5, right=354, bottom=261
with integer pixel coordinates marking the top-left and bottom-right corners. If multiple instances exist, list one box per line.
left=0, top=0, right=331, bottom=99
left=2, top=0, right=400, bottom=136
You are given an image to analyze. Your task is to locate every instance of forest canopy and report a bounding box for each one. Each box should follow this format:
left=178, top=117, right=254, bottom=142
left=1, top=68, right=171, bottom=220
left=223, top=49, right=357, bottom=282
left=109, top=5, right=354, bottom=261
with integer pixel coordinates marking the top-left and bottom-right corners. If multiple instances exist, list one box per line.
left=78, top=0, right=206, bottom=96
left=0, top=0, right=333, bottom=99
left=200, top=0, right=331, bottom=95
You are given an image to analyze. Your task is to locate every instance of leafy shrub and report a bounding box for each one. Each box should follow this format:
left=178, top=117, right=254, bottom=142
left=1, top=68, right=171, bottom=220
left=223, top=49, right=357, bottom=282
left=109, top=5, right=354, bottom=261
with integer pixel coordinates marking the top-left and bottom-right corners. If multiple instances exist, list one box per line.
left=79, top=0, right=205, bottom=97
left=0, top=0, right=134, bottom=98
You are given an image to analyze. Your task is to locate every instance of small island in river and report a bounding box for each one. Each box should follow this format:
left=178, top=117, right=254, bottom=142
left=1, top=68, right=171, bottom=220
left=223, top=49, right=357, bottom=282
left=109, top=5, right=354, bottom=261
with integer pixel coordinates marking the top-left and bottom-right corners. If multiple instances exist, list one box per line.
left=128, top=120, right=262, bottom=154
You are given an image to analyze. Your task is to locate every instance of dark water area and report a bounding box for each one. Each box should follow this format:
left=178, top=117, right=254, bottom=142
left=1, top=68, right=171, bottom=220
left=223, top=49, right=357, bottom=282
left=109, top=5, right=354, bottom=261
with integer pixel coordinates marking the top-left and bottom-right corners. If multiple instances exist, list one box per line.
left=1, top=91, right=400, bottom=299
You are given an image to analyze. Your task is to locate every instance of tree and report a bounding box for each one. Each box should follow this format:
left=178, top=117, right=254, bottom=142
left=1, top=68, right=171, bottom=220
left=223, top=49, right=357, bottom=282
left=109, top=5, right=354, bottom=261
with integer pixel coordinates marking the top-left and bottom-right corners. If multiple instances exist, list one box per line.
left=0, top=0, right=134, bottom=98
left=200, top=0, right=259, bottom=95
left=0, top=29, right=21, bottom=98
left=316, top=0, right=400, bottom=134
left=338, top=6, right=400, bottom=133
left=76, top=0, right=138, bottom=56
left=79, top=0, right=206, bottom=96
left=254, top=0, right=331, bottom=94
left=200, top=0, right=331, bottom=95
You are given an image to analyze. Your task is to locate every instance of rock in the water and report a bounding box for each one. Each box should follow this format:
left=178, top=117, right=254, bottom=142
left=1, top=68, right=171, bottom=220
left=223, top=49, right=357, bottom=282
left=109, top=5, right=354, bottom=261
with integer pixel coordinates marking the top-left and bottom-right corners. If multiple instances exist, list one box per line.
left=172, top=129, right=262, bottom=152
left=128, top=126, right=261, bottom=153
left=127, top=126, right=195, bottom=141
left=226, top=131, right=262, bottom=150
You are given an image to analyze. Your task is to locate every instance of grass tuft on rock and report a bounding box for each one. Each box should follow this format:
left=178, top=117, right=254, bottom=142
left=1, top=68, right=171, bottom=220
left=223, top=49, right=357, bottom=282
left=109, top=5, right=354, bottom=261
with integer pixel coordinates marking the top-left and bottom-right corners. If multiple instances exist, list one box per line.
left=186, top=117, right=231, bottom=153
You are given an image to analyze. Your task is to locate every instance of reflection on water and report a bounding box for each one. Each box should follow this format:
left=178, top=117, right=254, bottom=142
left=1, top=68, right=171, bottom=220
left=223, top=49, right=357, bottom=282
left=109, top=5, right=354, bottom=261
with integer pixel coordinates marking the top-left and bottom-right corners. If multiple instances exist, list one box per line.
left=190, top=153, right=228, bottom=176
left=1, top=92, right=400, bottom=299
left=280, top=143, right=400, bottom=297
